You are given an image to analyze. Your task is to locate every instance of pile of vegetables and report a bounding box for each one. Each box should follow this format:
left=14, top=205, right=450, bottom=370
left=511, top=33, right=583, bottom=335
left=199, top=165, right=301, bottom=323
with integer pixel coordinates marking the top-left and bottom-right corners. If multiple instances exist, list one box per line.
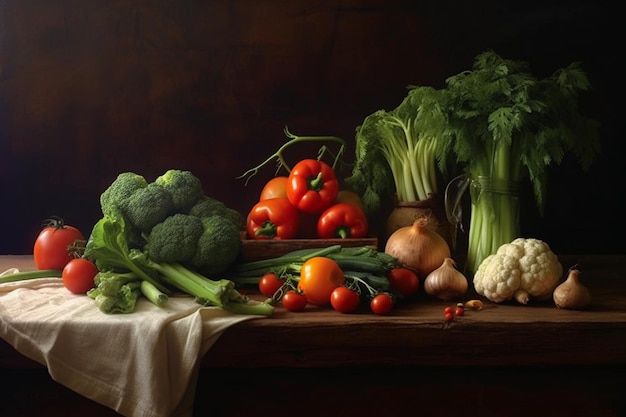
left=240, top=127, right=369, bottom=240
left=348, top=50, right=600, bottom=277
left=230, top=245, right=420, bottom=315
left=384, top=216, right=469, bottom=302
left=83, top=169, right=273, bottom=316
left=0, top=217, right=102, bottom=296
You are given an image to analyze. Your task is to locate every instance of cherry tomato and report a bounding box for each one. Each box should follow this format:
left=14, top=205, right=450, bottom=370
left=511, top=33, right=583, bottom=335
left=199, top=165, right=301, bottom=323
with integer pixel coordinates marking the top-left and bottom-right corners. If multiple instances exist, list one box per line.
left=387, top=267, right=420, bottom=298
left=281, top=290, right=308, bottom=312
left=330, top=286, right=361, bottom=313
left=297, top=257, right=346, bottom=305
left=33, top=217, right=85, bottom=270
left=455, top=307, right=465, bottom=316
left=259, top=176, right=288, bottom=201
left=258, top=273, right=284, bottom=298
left=62, top=258, right=98, bottom=294
left=370, top=293, right=393, bottom=315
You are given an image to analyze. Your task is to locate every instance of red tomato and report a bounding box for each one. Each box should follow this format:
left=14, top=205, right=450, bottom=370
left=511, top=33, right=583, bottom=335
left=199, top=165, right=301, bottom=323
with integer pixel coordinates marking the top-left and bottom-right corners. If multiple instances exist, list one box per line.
left=387, top=268, right=420, bottom=298
left=258, top=273, right=284, bottom=298
left=281, top=290, right=308, bottom=312
left=297, top=257, right=346, bottom=305
left=370, top=293, right=393, bottom=315
left=259, top=176, right=288, bottom=201
left=62, top=258, right=98, bottom=294
left=33, top=217, right=85, bottom=270
left=330, top=286, right=360, bottom=313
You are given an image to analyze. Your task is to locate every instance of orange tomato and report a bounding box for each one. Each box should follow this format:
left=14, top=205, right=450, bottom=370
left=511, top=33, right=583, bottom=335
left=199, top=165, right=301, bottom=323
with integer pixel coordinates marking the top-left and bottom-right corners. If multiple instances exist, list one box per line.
left=334, top=190, right=364, bottom=211
left=297, top=257, right=345, bottom=305
left=259, top=176, right=288, bottom=200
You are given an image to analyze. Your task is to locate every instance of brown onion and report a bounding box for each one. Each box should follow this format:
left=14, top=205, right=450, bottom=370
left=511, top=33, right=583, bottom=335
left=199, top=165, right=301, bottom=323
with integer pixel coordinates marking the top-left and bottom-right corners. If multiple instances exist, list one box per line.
left=384, top=217, right=451, bottom=278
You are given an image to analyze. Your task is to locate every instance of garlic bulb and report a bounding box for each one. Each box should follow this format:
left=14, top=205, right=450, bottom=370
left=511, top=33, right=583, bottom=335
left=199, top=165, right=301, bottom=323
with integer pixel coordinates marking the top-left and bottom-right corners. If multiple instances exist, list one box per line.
left=424, top=258, right=468, bottom=301
left=553, top=268, right=591, bottom=310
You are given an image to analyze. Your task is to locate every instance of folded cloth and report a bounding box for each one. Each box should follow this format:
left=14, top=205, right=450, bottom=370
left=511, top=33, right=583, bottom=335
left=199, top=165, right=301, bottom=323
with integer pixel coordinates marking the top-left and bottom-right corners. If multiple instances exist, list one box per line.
left=0, top=269, right=263, bottom=417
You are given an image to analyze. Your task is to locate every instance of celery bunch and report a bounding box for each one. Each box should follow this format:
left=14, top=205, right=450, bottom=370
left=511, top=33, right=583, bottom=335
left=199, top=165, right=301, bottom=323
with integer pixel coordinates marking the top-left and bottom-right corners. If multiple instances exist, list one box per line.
left=347, top=86, right=451, bottom=214
left=439, top=51, right=600, bottom=274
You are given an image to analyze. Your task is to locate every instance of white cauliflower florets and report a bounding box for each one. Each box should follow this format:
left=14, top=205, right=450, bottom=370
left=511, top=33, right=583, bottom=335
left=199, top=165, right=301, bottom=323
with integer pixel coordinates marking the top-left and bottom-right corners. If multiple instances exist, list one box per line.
left=473, top=238, right=563, bottom=304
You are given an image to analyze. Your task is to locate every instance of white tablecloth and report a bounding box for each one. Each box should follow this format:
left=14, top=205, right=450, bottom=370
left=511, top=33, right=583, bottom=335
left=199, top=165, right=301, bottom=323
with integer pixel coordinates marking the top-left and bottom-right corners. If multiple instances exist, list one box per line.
left=0, top=268, right=262, bottom=417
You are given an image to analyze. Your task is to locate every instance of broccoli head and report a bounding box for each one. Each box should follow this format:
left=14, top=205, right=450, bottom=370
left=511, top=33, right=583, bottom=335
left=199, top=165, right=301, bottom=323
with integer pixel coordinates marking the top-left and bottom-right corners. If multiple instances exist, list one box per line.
left=154, top=169, right=205, bottom=213
left=189, top=196, right=245, bottom=229
left=123, top=183, right=175, bottom=233
left=145, top=213, right=204, bottom=264
left=191, top=215, right=242, bottom=276
left=100, top=172, right=148, bottom=217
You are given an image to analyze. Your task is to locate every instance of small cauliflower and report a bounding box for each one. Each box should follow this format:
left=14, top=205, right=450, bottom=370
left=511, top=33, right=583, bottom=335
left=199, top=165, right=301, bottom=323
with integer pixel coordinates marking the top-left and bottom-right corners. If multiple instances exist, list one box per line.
left=473, top=238, right=563, bottom=305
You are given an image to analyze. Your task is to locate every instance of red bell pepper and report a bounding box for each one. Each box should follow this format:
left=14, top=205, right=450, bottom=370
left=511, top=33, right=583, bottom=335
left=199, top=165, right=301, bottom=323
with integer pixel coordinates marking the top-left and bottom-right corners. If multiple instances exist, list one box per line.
left=286, top=159, right=339, bottom=214
left=316, top=203, right=369, bottom=239
left=247, top=197, right=300, bottom=240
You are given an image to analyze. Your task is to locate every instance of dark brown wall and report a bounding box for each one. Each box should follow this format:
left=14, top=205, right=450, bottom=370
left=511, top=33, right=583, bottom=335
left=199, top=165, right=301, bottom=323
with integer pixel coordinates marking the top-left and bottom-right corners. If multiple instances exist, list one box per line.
left=0, top=0, right=620, bottom=255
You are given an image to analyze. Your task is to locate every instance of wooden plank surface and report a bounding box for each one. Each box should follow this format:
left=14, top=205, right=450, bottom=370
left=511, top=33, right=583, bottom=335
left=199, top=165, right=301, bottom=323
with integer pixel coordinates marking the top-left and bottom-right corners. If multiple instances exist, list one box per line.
left=2, top=254, right=625, bottom=369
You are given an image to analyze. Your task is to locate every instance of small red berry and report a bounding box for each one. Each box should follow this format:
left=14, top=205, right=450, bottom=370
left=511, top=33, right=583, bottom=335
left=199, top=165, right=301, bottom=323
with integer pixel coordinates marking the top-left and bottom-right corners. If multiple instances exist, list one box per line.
left=455, top=307, right=465, bottom=316
left=444, top=312, right=454, bottom=321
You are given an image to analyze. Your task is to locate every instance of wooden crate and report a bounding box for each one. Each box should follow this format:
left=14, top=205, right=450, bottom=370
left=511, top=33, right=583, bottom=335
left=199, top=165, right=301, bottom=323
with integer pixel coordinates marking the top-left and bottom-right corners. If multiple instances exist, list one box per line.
left=239, top=237, right=378, bottom=261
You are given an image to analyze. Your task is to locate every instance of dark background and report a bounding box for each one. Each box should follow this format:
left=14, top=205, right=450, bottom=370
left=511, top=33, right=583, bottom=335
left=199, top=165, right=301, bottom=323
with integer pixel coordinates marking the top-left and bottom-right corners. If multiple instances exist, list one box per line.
left=0, top=0, right=620, bottom=256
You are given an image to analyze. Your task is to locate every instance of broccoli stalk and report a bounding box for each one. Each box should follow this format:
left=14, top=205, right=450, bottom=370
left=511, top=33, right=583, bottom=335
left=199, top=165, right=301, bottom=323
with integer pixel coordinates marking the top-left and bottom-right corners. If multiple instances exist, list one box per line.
left=132, top=252, right=273, bottom=316
left=140, top=280, right=169, bottom=307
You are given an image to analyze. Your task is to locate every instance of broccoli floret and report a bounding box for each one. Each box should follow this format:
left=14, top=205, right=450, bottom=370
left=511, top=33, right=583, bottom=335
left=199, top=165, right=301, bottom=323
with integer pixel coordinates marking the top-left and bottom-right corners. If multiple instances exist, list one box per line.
left=100, top=172, right=148, bottom=217
left=145, top=213, right=204, bottom=264
left=191, top=215, right=242, bottom=276
left=154, top=169, right=205, bottom=213
left=189, top=196, right=245, bottom=229
left=123, top=183, right=175, bottom=233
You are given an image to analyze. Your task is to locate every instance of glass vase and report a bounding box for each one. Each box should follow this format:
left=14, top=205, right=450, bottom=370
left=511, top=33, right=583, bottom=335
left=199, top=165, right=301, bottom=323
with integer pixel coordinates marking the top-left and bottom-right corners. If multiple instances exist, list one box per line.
left=464, top=176, right=521, bottom=276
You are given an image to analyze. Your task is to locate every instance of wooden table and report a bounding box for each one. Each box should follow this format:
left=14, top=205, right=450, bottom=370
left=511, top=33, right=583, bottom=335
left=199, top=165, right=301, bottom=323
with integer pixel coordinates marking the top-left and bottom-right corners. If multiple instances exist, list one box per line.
left=1, top=254, right=625, bottom=417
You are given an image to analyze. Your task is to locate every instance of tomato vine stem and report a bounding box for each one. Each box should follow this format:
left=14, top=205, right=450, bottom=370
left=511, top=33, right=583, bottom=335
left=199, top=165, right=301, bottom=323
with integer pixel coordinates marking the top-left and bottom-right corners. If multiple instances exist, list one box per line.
left=237, top=126, right=347, bottom=186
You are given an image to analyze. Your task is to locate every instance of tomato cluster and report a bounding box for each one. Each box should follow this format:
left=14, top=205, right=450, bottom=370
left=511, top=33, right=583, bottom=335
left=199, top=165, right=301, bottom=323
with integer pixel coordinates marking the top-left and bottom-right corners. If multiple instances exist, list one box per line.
left=33, top=217, right=98, bottom=295
left=258, top=257, right=414, bottom=316
left=246, top=159, right=369, bottom=240
left=444, top=303, right=466, bottom=322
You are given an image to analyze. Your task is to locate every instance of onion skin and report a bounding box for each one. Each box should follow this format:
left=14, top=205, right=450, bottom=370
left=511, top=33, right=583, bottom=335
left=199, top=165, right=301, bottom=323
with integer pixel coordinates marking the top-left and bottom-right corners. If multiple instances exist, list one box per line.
left=384, top=217, right=451, bottom=278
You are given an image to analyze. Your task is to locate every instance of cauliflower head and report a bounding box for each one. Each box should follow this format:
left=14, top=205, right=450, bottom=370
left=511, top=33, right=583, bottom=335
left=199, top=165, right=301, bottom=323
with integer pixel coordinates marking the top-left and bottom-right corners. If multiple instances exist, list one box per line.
left=473, top=238, right=563, bottom=304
